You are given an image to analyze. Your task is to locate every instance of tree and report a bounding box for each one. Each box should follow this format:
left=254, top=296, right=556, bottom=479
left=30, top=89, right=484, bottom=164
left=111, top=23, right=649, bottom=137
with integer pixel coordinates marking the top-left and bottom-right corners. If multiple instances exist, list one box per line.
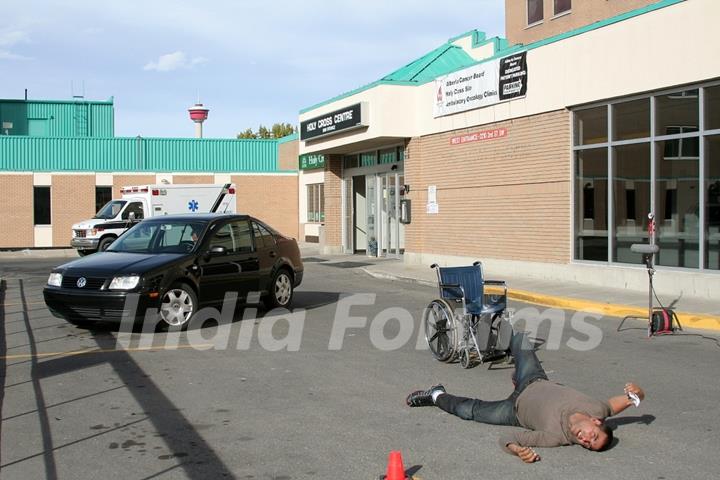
left=237, top=123, right=296, bottom=139
left=237, top=128, right=255, bottom=139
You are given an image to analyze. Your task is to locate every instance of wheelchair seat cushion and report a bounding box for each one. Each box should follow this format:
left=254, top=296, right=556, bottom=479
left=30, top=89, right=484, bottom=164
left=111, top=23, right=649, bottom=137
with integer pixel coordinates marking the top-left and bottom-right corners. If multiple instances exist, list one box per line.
left=465, top=300, right=506, bottom=316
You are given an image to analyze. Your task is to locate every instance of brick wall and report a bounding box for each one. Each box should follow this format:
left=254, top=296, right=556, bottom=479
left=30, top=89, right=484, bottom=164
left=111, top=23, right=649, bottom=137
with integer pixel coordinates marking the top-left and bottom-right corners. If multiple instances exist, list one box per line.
left=172, top=175, right=215, bottom=184
left=405, top=110, right=572, bottom=264
left=52, top=175, right=96, bottom=247
left=278, top=139, right=299, bottom=171
left=323, top=155, right=343, bottom=248
left=231, top=175, right=299, bottom=239
left=505, top=0, right=657, bottom=46
left=0, top=174, right=34, bottom=248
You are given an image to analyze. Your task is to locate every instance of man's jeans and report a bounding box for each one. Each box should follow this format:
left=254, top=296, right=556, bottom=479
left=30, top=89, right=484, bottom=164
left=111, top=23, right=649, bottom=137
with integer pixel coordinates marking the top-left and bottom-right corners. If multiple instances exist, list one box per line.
left=434, top=332, right=548, bottom=426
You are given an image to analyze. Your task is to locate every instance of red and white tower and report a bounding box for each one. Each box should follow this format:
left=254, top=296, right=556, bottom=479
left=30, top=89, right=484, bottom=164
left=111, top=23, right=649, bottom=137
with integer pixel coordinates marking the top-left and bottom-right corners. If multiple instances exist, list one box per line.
left=188, top=103, right=209, bottom=138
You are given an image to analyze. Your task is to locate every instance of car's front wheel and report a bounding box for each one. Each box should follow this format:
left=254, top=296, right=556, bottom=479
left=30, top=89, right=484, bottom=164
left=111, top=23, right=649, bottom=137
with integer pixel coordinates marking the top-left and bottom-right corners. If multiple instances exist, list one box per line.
left=159, top=283, right=197, bottom=328
left=263, top=269, right=294, bottom=309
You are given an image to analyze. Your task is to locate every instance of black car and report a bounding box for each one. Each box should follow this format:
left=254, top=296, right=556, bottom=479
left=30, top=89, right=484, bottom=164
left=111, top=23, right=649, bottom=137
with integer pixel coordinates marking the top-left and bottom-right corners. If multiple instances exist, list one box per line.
left=44, top=214, right=304, bottom=328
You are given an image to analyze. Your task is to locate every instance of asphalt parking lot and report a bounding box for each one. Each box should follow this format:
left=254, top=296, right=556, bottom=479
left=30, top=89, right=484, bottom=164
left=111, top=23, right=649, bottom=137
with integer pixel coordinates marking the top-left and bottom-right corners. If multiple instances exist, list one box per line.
left=1, top=256, right=719, bottom=479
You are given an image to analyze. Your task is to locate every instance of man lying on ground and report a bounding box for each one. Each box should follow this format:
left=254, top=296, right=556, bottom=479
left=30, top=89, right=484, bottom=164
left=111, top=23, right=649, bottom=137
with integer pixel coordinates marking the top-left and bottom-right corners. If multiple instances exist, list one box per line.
left=406, top=332, right=645, bottom=462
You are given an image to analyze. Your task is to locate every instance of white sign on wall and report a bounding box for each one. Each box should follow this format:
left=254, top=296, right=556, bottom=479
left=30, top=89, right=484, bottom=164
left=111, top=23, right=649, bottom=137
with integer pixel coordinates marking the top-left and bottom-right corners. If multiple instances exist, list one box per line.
left=433, top=52, right=527, bottom=118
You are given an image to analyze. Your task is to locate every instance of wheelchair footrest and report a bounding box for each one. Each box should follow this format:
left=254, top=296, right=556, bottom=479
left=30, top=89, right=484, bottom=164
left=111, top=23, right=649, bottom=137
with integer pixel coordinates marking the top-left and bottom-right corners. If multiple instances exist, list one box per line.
left=479, top=350, right=510, bottom=364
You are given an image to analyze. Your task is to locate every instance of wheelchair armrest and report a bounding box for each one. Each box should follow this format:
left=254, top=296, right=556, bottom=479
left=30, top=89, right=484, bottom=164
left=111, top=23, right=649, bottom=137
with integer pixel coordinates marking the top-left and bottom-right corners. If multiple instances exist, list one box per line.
left=439, top=283, right=465, bottom=301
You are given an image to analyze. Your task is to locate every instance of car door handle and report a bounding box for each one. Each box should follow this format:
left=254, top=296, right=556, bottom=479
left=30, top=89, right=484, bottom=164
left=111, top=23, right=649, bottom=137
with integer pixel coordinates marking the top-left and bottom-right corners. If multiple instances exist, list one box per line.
left=269, top=251, right=277, bottom=258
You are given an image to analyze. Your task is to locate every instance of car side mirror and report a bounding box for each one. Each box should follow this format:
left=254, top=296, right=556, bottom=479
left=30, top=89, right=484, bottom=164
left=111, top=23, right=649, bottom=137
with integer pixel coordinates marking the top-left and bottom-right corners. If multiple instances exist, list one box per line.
left=209, top=245, right=226, bottom=256
left=128, top=212, right=136, bottom=221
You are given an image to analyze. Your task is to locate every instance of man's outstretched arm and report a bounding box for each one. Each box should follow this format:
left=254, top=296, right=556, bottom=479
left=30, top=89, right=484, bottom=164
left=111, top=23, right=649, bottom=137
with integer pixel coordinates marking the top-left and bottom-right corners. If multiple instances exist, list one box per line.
left=607, top=382, right=645, bottom=415
left=499, top=431, right=567, bottom=463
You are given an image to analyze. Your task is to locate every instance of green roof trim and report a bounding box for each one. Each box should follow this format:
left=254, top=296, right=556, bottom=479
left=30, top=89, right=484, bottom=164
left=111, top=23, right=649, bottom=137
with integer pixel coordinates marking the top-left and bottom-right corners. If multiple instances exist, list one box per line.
left=380, top=44, right=476, bottom=83
left=0, top=97, right=114, bottom=105
left=299, top=0, right=684, bottom=115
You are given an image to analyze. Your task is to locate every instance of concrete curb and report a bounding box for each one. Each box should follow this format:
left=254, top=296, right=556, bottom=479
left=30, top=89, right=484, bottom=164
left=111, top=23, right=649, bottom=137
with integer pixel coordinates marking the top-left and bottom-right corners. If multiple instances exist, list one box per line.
left=0, top=248, right=79, bottom=259
left=361, top=267, right=720, bottom=332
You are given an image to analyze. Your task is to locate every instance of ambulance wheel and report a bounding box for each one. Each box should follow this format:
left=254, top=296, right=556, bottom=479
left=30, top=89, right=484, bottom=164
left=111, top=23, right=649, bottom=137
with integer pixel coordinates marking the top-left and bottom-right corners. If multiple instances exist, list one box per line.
left=98, top=237, right=115, bottom=252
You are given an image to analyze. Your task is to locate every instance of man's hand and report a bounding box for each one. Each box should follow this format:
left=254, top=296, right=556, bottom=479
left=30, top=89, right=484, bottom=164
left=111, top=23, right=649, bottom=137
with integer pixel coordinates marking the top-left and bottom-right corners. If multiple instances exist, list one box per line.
left=507, top=443, right=541, bottom=463
left=624, top=383, right=645, bottom=401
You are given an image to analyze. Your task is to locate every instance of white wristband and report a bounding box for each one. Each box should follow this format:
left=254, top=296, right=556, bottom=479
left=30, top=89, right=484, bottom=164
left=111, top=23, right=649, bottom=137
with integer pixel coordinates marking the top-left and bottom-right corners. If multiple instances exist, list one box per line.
left=627, top=392, right=641, bottom=407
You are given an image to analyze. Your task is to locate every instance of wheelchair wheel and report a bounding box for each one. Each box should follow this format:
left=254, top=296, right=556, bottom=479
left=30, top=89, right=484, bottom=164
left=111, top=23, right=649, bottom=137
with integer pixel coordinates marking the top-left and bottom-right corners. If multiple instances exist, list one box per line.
left=423, top=299, right=457, bottom=362
left=459, top=348, right=473, bottom=369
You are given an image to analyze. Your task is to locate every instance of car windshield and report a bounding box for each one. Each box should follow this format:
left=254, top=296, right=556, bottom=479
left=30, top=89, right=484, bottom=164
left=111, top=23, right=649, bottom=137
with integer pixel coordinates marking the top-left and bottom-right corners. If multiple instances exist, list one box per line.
left=107, top=221, right=207, bottom=254
left=94, top=200, right=126, bottom=219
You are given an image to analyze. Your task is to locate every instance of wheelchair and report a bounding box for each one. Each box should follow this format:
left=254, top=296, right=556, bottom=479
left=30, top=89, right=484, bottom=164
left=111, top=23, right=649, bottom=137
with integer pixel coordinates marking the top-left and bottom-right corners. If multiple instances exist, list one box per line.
left=423, top=261, right=514, bottom=369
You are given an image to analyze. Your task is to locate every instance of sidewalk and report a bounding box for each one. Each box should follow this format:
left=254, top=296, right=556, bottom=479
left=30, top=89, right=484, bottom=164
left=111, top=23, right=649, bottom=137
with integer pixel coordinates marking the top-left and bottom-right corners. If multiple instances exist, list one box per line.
left=298, top=244, right=720, bottom=332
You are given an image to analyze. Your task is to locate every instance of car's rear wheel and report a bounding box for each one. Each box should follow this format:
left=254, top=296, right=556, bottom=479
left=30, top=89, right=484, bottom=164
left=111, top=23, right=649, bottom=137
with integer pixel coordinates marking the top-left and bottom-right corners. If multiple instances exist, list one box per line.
left=264, top=269, right=293, bottom=309
left=159, top=283, right=197, bottom=328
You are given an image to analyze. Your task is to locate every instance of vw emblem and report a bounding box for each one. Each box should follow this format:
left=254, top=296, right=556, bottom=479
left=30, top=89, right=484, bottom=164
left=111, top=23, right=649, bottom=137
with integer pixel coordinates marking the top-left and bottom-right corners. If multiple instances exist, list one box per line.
left=76, top=277, right=87, bottom=288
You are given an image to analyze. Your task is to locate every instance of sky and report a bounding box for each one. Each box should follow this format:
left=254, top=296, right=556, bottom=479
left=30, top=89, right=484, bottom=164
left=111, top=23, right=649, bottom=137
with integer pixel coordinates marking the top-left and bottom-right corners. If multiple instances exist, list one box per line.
left=1, top=0, right=505, bottom=139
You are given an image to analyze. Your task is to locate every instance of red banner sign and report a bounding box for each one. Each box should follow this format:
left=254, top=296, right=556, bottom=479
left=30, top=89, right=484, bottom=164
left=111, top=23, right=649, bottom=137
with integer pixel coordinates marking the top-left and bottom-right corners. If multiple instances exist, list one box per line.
left=450, top=128, right=507, bottom=145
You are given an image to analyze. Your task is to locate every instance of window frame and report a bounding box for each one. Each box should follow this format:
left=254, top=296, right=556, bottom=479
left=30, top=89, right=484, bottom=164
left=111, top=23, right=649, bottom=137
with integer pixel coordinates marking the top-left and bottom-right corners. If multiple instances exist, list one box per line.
left=527, top=0, right=544, bottom=27
left=571, top=80, right=720, bottom=270
left=306, top=183, right=325, bottom=224
left=553, top=0, right=571, bottom=17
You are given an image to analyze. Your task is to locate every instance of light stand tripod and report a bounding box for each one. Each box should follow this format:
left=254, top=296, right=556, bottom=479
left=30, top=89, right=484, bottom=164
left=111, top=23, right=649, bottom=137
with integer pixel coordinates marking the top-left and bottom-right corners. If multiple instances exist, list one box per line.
left=617, top=213, right=681, bottom=337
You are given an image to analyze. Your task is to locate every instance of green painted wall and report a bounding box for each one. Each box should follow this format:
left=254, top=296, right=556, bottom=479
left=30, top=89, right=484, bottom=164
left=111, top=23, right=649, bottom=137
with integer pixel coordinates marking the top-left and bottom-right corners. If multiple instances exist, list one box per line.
left=0, top=136, right=288, bottom=172
left=0, top=99, right=114, bottom=137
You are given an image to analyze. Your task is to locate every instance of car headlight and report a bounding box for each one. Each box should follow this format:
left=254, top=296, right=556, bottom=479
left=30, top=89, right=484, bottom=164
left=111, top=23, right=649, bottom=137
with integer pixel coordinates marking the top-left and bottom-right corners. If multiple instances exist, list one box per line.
left=47, top=272, right=63, bottom=287
left=109, top=275, right=140, bottom=290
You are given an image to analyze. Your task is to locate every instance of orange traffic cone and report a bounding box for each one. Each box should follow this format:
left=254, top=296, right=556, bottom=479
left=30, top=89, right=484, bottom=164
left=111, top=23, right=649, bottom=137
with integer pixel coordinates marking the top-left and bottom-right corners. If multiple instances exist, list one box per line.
left=384, top=450, right=407, bottom=480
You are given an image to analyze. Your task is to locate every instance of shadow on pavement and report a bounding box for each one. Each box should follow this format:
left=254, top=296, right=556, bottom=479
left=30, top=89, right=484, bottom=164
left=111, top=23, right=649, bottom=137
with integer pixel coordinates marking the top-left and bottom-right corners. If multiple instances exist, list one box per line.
left=0, top=278, right=237, bottom=479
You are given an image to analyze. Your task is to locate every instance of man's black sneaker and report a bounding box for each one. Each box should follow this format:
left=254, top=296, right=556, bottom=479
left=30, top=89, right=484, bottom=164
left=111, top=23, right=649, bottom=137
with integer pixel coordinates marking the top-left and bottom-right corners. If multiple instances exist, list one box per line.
left=406, top=385, right=446, bottom=407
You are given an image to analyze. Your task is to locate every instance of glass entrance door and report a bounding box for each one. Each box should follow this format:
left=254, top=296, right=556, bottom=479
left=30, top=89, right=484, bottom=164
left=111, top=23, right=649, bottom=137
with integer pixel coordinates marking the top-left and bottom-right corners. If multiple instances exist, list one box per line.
left=364, top=172, right=404, bottom=258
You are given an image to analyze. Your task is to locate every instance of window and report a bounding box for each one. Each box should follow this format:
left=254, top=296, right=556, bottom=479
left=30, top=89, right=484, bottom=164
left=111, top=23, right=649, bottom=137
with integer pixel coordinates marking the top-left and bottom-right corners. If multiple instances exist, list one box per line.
left=663, top=126, right=699, bottom=160
left=122, top=202, right=144, bottom=220
left=613, top=143, right=651, bottom=263
left=210, top=224, right=236, bottom=251
left=574, top=149, right=607, bottom=261
left=656, top=140, right=699, bottom=268
left=573, top=83, right=717, bottom=269
left=233, top=221, right=253, bottom=252
left=554, top=0, right=570, bottom=15
left=253, top=222, right=276, bottom=249
left=33, top=186, right=51, bottom=225
left=613, top=99, right=650, bottom=141
left=95, top=186, right=112, bottom=213
left=307, top=183, right=325, bottom=223
left=656, top=89, right=698, bottom=136
left=527, top=0, right=543, bottom=25
left=209, top=221, right=252, bottom=253
left=706, top=85, right=720, bottom=131
left=707, top=136, right=720, bottom=269
left=574, top=106, right=607, bottom=145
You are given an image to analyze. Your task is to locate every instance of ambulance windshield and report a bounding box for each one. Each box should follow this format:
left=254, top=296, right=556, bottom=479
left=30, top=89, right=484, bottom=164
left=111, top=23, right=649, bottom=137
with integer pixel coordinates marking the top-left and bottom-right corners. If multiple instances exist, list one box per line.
left=94, top=200, right=127, bottom=219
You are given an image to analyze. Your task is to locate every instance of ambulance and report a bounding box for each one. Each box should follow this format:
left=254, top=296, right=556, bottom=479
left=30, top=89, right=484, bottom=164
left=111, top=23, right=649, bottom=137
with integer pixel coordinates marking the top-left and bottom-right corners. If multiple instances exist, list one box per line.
left=70, top=183, right=236, bottom=255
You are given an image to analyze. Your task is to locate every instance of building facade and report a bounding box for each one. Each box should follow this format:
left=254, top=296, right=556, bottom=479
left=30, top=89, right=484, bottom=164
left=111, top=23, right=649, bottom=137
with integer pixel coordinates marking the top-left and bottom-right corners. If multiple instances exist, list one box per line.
left=0, top=98, right=298, bottom=249
left=296, top=0, right=719, bottom=298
